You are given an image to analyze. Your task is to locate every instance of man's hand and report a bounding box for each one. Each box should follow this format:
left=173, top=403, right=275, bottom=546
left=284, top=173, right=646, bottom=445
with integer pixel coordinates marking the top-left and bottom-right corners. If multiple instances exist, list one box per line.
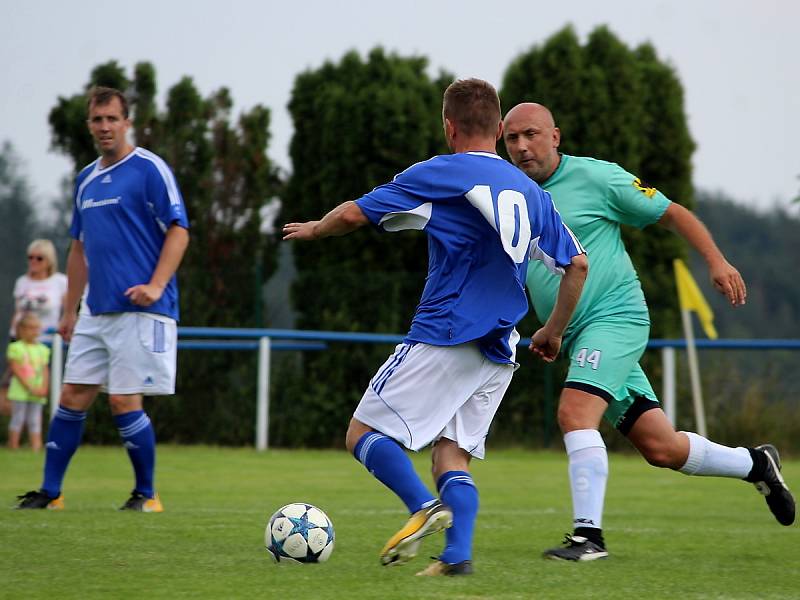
left=530, top=327, right=563, bottom=363
left=709, top=259, right=746, bottom=306
left=125, top=283, right=165, bottom=307
left=283, top=221, right=320, bottom=241
left=58, top=312, right=78, bottom=343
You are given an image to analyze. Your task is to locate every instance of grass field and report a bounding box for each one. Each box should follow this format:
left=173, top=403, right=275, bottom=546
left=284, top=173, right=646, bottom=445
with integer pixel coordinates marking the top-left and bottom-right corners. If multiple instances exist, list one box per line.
left=1, top=446, right=798, bottom=599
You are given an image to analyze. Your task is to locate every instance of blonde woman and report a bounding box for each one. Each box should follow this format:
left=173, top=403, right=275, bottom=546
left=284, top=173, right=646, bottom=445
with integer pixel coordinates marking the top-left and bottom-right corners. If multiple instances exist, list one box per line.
left=10, top=239, right=67, bottom=341
left=2, top=240, right=66, bottom=416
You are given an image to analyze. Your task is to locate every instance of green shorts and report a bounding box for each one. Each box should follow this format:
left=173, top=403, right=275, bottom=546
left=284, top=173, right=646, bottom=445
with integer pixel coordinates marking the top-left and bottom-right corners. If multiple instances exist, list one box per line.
left=563, top=318, right=659, bottom=430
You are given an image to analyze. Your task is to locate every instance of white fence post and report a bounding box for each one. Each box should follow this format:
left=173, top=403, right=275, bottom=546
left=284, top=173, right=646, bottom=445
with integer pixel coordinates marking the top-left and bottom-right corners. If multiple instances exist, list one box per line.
left=50, top=333, right=63, bottom=419
left=662, top=346, right=676, bottom=426
left=256, top=336, right=271, bottom=451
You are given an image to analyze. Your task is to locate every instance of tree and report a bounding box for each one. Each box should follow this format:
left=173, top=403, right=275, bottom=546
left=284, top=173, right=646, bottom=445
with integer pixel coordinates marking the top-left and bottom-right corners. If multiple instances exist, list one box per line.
left=628, top=41, right=696, bottom=337
left=47, top=62, right=283, bottom=444
left=279, top=48, right=452, bottom=446
left=501, top=26, right=694, bottom=339
left=0, top=142, right=38, bottom=350
left=693, top=190, right=800, bottom=338
left=496, top=26, right=697, bottom=443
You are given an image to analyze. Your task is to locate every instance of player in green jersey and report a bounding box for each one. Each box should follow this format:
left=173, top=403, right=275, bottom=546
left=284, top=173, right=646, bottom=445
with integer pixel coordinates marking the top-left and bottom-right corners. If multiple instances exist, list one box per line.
left=505, top=102, right=795, bottom=561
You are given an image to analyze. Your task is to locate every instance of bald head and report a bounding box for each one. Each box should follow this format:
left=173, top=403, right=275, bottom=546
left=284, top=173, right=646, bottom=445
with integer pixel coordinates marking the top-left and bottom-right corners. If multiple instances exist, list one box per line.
left=503, top=102, right=561, bottom=183
left=504, top=103, right=556, bottom=129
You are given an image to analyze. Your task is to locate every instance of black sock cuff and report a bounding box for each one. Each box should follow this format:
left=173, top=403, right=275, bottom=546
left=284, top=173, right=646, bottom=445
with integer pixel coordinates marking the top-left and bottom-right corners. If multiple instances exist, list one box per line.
left=743, top=447, right=766, bottom=482
left=574, top=526, right=605, bottom=547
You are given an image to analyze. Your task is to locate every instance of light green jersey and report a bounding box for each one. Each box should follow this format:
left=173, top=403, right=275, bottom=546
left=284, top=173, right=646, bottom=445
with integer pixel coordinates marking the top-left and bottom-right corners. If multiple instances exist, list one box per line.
left=526, top=154, right=671, bottom=338
left=7, top=339, right=50, bottom=404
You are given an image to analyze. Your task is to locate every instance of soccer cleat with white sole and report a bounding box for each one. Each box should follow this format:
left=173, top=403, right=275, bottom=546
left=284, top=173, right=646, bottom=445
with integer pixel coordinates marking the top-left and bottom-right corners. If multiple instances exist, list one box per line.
left=543, top=534, right=608, bottom=561
left=380, top=500, right=452, bottom=566
left=752, top=444, right=795, bottom=526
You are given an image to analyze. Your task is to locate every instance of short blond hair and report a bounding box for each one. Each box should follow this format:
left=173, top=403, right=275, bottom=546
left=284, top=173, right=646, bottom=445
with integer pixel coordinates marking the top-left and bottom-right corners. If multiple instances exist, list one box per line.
left=27, top=239, right=58, bottom=276
left=15, top=311, right=42, bottom=339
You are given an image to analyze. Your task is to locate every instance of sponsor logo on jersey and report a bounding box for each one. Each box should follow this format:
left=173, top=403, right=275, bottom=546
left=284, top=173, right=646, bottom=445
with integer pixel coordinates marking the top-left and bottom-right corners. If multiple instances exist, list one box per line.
left=101, top=174, right=112, bottom=183
left=143, top=376, right=154, bottom=386
left=632, top=177, right=657, bottom=198
left=81, top=196, right=121, bottom=209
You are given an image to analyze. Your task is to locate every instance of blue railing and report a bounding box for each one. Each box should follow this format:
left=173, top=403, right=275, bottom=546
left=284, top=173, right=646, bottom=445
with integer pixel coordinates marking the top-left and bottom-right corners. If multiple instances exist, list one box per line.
left=48, top=328, right=800, bottom=450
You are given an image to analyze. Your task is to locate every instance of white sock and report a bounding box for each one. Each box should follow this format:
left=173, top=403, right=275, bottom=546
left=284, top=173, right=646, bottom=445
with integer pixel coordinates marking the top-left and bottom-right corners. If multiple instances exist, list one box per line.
left=678, top=431, right=753, bottom=477
left=564, top=429, right=608, bottom=531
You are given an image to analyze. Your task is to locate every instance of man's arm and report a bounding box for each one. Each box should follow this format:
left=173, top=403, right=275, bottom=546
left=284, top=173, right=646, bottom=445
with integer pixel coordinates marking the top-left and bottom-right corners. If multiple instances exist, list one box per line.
left=125, top=224, right=190, bottom=307
left=283, top=201, right=369, bottom=241
left=58, top=240, right=89, bottom=341
left=658, top=203, right=746, bottom=306
left=530, top=253, right=588, bottom=362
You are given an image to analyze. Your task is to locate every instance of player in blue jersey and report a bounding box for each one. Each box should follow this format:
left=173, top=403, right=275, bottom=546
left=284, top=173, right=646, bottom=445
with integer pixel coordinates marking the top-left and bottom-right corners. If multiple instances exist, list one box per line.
left=503, top=102, right=794, bottom=561
left=15, top=87, right=190, bottom=512
left=284, top=79, right=588, bottom=575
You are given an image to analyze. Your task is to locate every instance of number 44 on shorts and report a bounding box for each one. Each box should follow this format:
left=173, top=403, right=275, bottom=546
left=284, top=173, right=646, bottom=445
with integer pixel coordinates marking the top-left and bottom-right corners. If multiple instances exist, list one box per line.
left=574, top=348, right=601, bottom=370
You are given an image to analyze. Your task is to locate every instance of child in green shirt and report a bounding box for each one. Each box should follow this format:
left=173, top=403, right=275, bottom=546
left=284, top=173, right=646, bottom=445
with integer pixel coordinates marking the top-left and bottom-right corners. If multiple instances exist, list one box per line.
left=7, top=313, right=50, bottom=450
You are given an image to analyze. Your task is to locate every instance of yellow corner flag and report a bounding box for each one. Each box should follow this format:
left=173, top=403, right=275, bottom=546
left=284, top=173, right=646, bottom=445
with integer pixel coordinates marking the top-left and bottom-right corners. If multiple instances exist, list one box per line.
left=673, top=259, right=718, bottom=339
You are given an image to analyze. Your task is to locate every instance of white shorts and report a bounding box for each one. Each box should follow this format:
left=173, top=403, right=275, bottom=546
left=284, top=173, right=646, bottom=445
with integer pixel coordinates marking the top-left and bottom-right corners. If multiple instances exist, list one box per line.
left=353, top=342, right=514, bottom=459
left=64, top=312, right=177, bottom=395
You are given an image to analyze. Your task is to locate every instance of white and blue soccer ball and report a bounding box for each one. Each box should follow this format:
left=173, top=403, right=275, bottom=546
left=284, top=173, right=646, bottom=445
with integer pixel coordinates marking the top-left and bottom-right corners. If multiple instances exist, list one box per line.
left=266, top=502, right=335, bottom=563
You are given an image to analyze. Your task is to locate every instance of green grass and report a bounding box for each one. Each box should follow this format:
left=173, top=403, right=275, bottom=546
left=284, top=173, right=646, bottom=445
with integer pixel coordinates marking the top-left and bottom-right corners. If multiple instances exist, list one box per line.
left=1, top=446, right=798, bottom=599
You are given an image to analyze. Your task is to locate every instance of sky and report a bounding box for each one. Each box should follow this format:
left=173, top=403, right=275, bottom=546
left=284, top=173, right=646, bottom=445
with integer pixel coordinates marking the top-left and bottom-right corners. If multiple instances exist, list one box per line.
left=1, top=0, right=798, bottom=215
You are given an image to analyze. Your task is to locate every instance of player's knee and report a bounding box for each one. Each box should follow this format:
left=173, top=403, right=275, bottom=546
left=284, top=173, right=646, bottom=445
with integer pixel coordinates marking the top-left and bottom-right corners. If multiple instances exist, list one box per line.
left=60, top=384, right=96, bottom=411
left=557, top=404, right=586, bottom=432
left=638, top=440, right=681, bottom=469
left=431, top=438, right=469, bottom=479
left=345, top=418, right=371, bottom=454
left=108, top=394, right=143, bottom=415
left=344, top=429, right=358, bottom=454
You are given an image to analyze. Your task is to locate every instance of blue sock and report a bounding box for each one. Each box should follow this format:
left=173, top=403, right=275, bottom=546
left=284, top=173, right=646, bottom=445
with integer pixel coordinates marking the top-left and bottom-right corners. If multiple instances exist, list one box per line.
left=114, top=410, right=156, bottom=498
left=41, top=406, right=87, bottom=498
left=353, top=431, right=435, bottom=513
left=437, top=471, right=478, bottom=564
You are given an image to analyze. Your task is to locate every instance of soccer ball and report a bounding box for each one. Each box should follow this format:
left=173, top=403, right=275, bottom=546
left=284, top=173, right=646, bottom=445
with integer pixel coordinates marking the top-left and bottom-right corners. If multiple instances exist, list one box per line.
left=266, top=502, right=335, bottom=563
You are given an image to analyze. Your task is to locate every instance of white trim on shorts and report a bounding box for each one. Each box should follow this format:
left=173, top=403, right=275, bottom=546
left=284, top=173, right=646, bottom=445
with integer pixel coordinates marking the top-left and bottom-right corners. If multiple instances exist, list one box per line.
left=63, top=312, right=177, bottom=395
left=353, top=342, right=514, bottom=458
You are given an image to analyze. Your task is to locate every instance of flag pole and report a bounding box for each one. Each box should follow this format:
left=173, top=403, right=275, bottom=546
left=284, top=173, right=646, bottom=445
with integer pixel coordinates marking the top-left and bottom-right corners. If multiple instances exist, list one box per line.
left=680, top=307, right=707, bottom=437
left=673, top=258, right=716, bottom=438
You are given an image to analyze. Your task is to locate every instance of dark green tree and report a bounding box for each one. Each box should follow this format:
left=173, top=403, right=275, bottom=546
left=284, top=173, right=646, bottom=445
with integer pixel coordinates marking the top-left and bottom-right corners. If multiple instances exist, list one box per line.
left=279, top=48, right=452, bottom=446
left=499, top=26, right=696, bottom=443
left=693, top=190, right=800, bottom=339
left=629, top=42, right=696, bottom=337
left=0, top=142, right=38, bottom=349
left=501, top=25, right=694, bottom=339
left=501, top=26, right=586, bottom=157
left=47, top=62, right=282, bottom=444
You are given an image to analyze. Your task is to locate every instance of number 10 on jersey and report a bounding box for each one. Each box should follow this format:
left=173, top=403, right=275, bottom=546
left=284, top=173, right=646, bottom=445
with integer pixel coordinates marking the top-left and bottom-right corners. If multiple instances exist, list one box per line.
left=466, top=185, right=532, bottom=264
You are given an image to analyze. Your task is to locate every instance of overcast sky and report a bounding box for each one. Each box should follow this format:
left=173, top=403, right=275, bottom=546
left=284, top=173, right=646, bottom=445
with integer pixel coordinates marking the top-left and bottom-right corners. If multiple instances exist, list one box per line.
left=1, top=0, right=797, bottom=214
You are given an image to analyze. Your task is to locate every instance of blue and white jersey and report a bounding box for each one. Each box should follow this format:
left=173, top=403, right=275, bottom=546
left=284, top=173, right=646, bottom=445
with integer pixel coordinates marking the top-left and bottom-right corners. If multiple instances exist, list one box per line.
left=356, top=152, right=584, bottom=364
left=70, top=147, right=189, bottom=320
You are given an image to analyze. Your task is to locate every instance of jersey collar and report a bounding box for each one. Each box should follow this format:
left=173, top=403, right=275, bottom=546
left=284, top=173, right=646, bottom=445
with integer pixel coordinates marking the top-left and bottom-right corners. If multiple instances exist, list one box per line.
left=543, top=153, right=569, bottom=186
left=96, top=146, right=139, bottom=173
left=465, top=151, right=502, bottom=160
